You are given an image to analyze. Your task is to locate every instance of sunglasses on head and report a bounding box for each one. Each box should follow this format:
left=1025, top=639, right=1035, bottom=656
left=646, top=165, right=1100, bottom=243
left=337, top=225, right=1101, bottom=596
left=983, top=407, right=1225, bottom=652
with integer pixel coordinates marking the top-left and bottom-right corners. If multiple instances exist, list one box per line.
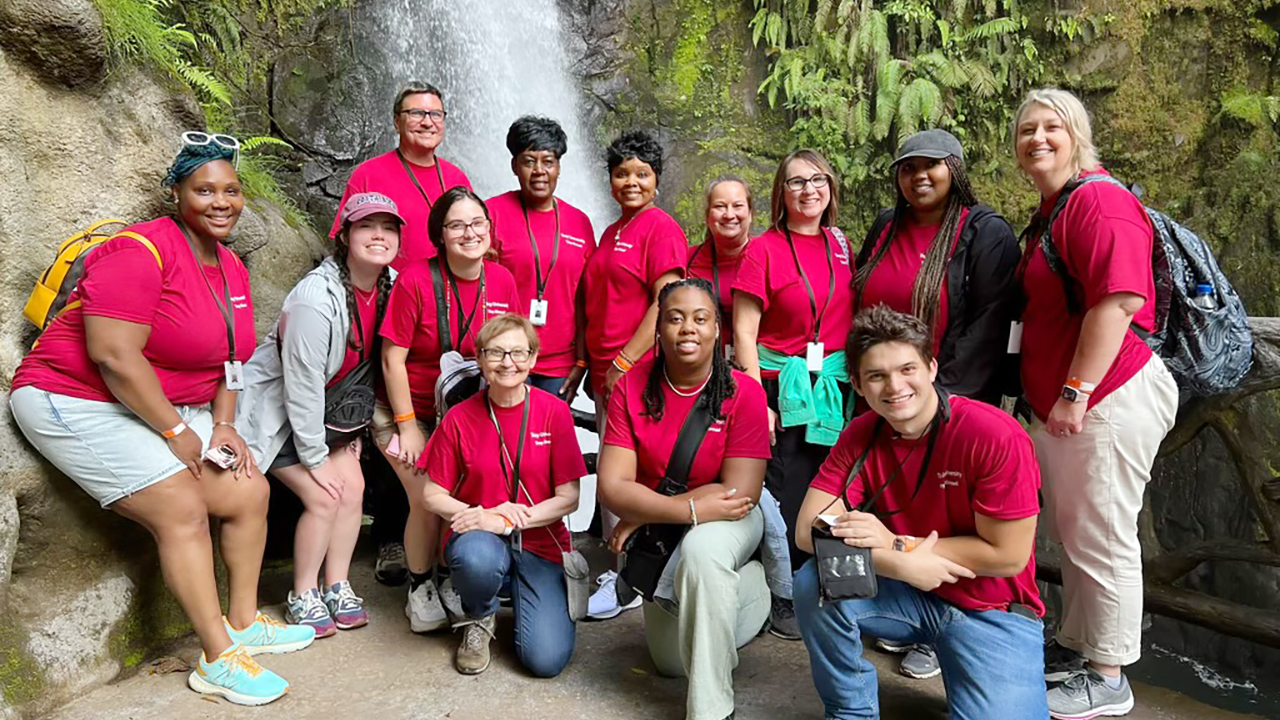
left=181, top=131, right=241, bottom=169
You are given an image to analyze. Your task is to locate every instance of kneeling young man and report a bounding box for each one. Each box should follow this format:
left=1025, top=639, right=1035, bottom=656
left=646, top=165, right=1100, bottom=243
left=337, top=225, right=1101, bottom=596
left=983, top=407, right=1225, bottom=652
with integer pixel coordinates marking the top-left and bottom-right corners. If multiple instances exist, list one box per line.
left=794, top=306, right=1048, bottom=720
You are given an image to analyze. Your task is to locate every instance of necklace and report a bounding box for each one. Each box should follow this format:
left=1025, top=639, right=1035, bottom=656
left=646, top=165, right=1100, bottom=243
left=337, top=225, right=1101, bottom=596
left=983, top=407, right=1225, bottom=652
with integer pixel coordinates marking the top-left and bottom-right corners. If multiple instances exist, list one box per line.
left=355, top=285, right=376, bottom=307
left=613, top=205, right=651, bottom=242
left=663, top=367, right=712, bottom=397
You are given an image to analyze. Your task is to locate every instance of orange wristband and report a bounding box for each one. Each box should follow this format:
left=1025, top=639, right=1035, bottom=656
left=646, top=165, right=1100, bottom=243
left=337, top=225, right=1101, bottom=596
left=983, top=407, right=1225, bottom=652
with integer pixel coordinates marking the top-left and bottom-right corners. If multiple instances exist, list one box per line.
left=162, top=421, right=187, bottom=439
left=394, top=411, right=416, bottom=423
left=613, top=355, right=633, bottom=373
left=574, top=359, right=588, bottom=369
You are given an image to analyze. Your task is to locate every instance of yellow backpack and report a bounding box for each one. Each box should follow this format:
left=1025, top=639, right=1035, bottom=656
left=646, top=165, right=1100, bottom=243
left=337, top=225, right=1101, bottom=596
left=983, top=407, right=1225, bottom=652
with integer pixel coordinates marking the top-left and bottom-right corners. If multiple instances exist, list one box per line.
left=24, top=220, right=162, bottom=329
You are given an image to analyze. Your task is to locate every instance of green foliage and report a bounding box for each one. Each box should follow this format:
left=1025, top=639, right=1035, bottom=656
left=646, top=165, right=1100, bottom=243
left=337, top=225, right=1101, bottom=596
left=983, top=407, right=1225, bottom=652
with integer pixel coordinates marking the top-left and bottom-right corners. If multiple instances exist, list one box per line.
left=92, top=0, right=230, bottom=103
left=750, top=0, right=1047, bottom=227
left=1220, top=87, right=1280, bottom=128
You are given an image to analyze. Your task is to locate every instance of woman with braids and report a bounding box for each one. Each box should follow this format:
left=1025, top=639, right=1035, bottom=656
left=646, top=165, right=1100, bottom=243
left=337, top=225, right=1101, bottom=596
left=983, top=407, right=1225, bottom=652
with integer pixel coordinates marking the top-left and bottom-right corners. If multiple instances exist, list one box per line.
left=583, top=129, right=686, bottom=619
left=598, top=278, right=771, bottom=720
left=855, top=129, right=1020, bottom=407
left=237, top=193, right=401, bottom=636
left=10, top=135, right=314, bottom=705
left=731, top=149, right=854, bottom=638
left=377, top=186, right=522, bottom=635
left=851, top=130, right=1021, bottom=678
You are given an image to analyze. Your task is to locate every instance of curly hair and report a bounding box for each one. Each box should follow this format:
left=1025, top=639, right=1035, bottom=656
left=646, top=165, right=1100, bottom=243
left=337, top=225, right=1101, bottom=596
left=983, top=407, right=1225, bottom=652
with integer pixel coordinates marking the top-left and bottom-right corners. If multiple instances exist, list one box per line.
left=642, top=278, right=737, bottom=422
left=605, top=129, right=664, bottom=180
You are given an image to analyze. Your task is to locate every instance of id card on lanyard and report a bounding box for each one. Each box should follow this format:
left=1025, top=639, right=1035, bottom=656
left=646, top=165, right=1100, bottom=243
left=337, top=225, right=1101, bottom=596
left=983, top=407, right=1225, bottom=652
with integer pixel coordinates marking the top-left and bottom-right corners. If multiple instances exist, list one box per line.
left=521, top=197, right=561, bottom=327
left=785, top=228, right=834, bottom=372
left=487, top=390, right=531, bottom=554
left=179, top=224, right=242, bottom=390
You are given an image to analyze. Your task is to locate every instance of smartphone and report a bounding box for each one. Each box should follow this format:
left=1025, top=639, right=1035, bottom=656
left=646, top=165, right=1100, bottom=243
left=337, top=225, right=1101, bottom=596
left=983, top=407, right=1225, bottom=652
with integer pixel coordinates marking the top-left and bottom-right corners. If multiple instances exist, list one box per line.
left=386, top=434, right=401, bottom=457
left=203, top=445, right=236, bottom=469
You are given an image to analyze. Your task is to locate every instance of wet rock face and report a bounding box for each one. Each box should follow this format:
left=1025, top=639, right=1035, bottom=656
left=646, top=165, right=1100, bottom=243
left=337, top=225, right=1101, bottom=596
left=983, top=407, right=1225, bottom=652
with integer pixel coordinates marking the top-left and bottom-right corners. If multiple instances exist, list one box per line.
left=0, top=0, right=107, bottom=88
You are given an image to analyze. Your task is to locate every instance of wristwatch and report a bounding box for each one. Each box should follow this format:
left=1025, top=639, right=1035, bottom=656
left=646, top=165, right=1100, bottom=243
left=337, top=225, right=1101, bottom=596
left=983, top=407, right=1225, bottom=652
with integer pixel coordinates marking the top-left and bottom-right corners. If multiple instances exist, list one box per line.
left=1061, top=377, right=1096, bottom=404
left=892, top=535, right=919, bottom=553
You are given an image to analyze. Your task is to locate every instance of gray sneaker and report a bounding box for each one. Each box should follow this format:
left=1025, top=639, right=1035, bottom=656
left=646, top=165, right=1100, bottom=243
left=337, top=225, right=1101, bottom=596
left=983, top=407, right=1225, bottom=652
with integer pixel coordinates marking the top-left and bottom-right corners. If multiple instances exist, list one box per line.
left=1047, top=668, right=1134, bottom=719
left=454, top=614, right=497, bottom=675
left=898, top=644, right=941, bottom=679
left=1044, top=639, right=1087, bottom=682
left=767, top=595, right=801, bottom=641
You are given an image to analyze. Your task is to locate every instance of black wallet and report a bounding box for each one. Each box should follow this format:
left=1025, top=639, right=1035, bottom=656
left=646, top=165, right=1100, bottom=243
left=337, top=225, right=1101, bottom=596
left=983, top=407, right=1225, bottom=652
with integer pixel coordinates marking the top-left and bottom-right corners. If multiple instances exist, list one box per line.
left=811, top=523, right=878, bottom=602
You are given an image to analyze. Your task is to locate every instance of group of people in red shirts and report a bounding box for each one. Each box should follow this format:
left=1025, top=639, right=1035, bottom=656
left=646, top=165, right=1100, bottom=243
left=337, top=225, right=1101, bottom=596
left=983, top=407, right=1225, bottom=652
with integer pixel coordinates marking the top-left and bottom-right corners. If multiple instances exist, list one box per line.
left=8, top=80, right=1178, bottom=720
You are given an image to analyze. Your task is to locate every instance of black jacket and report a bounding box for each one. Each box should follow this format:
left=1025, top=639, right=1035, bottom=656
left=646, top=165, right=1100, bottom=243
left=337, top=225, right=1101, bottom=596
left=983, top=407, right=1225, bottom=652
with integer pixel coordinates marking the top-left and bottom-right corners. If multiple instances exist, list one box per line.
left=856, top=204, right=1021, bottom=404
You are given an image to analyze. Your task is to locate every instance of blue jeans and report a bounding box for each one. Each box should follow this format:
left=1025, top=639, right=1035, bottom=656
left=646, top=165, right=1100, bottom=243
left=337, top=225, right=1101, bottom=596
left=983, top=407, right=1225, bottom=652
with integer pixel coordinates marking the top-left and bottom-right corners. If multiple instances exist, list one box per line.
left=794, top=560, right=1048, bottom=720
left=757, top=487, right=793, bottom=600
left=445, top=531, right=576, bottom=677
left=528, top=373, right=567, bottom=398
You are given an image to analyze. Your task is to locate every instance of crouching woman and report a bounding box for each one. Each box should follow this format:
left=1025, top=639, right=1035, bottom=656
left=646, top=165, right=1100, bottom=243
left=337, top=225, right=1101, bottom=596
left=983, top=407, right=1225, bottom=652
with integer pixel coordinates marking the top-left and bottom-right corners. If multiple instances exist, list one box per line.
left=598, top=278, right=773, bottom=720
left=420, top=314, right=585, bottom=677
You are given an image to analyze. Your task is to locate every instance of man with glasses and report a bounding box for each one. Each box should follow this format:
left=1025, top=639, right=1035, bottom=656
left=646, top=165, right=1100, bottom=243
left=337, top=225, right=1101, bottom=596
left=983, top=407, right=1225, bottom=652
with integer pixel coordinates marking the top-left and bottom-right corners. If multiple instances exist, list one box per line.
left=331, top=81, right=472, bottom=591
left=487, top=116, right=595, bottom=404
left=331, top=81, right=473, bottom=270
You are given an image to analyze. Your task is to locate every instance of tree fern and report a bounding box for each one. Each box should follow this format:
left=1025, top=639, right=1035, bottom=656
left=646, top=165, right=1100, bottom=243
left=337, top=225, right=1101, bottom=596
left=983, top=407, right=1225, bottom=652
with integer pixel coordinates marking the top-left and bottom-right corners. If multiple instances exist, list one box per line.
left=963, top=17, right=1020, bottom=41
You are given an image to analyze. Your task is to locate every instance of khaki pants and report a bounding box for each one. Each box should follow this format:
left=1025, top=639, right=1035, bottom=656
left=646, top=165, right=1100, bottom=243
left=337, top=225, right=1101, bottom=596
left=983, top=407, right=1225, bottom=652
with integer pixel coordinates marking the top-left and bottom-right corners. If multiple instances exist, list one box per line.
left=1031, top=355, right=1177, bottom=666
left=643, top=506, right=770, bottom=720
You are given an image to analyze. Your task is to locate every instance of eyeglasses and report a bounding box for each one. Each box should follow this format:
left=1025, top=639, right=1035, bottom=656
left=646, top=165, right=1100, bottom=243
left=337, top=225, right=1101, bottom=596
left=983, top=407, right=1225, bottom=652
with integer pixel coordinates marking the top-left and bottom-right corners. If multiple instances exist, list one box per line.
left=784, top=173, right=831, bottom=192
left=481, top=347, right=532, bottom=363
left=181, top=131, right=241, bottom=168
left=399, top=109, right=447, bottom=123
left=443, top=218, right=491, bottom=236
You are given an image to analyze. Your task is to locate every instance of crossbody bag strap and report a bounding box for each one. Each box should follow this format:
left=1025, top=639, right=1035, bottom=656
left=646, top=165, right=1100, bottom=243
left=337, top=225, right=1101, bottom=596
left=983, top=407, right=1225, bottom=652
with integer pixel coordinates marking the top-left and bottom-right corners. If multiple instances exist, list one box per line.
left=820, top=418, right=885, bottom=516
left=663, top=398, right=717, bottom=494
left=428, top=258, right=452, bottom=353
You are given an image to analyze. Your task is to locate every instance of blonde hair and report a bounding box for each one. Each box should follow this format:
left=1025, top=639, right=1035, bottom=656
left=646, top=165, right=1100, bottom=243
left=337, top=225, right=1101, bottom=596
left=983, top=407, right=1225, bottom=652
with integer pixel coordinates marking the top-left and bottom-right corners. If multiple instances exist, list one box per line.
left=1014, top=88, right=1101, bottom=174
left=476, top=313, right=540, bottom=355
left=702, top=175, right=754, bottom=245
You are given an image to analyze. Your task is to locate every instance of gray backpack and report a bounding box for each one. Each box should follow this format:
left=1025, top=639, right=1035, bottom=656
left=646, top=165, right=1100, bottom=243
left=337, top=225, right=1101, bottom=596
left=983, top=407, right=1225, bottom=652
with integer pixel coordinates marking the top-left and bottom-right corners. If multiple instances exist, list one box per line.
left=1033, top=174, right=1253, bottom=396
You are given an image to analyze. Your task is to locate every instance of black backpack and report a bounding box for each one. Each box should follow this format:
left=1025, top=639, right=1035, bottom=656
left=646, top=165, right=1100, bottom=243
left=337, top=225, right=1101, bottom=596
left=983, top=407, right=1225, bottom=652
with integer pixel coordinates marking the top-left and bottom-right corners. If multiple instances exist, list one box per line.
left=1032, top=174, right=1253, bottom=396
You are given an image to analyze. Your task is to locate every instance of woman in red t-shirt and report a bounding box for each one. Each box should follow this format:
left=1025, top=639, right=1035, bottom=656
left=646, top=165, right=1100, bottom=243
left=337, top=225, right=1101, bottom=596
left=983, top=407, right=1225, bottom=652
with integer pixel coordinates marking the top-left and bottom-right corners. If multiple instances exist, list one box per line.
left=236, top=193, right=402, bottom=638
left=854, top=129, right=1020, bottom=407
left=687, top=175, right=754, bottom=332
left=730, top=149, right=855, bottom=632
left=598, top=278, right=771, bottom=720
left=9, top=138, right=313, bottom=705
left=378, top=186, right=522, bottom=635
left=420, top=314, right=585, bottom=677
left=1014, top=88, right=1178, bottom=716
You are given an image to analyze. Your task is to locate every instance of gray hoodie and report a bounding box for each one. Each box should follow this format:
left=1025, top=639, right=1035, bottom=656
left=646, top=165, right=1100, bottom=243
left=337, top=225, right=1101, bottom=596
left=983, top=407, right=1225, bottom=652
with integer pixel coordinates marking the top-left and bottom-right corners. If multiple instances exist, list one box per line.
left=236, top=257, right=392, bottom=469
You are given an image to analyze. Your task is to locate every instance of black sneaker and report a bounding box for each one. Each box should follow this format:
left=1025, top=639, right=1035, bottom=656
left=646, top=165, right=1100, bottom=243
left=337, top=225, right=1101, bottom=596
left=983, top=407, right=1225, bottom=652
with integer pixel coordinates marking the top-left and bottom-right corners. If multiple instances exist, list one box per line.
left=898, top=644, right=941, bottom=679
left=768, top=594, right=801, bottom=641
left=374, top=542, right=408, bottom=587
left=1044, top=639, right=1087, bottom=683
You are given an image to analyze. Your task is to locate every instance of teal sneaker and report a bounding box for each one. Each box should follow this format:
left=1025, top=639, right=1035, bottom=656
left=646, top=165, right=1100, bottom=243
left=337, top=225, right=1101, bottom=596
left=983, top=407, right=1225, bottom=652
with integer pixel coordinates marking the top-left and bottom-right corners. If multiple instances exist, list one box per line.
left=187, top=643, right=289, bottom=706
left=225, top=611, right=316, bottom=655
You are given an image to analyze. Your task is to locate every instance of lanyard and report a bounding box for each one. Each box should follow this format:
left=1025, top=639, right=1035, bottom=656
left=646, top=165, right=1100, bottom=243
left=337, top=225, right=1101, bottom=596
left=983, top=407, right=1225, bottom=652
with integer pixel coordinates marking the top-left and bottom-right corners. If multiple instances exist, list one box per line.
left=688, top=241, right=721, bottom=307
left=396, top=149, right=447, bottom=210
left=520, top=196, right=561, bottom=301
left=177, top=222, right=236, bottom=363
left=784, top=227, right=835, bottom=343
left=485, top=390, right=531, bottom=503
left=444, top=265, right=485, bottom=349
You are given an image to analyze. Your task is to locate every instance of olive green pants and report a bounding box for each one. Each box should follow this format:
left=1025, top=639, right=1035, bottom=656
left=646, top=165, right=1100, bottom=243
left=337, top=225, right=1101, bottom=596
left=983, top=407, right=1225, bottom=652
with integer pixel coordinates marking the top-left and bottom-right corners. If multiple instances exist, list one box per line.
left=643, top=506, right=770, bottom=720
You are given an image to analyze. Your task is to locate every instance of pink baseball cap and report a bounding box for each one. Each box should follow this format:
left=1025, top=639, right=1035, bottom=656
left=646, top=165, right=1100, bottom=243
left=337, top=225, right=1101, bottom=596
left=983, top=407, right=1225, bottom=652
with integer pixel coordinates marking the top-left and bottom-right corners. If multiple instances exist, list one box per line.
left=342, top=192, right=405, bottom=225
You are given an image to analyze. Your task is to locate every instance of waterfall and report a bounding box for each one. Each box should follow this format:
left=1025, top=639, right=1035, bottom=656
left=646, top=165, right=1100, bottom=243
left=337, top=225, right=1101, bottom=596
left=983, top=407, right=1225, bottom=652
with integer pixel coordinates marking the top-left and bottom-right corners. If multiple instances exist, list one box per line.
left=370, top=0, right=613, bottom=232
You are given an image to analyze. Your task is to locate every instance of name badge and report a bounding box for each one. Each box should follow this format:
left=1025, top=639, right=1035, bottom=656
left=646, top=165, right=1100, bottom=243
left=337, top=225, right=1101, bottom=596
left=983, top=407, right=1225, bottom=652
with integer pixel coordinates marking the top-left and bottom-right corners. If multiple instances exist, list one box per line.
left=806, top=341, right=825, bottom=372
left=512, top=529, right=523, bottom=554
left=1007, top=322, right=1024, bottom=354
left=724, top=343, right=736, bottom=363
left=224, top=360, right=245, bottom=391
left=529, top=299, right=549, bottom=326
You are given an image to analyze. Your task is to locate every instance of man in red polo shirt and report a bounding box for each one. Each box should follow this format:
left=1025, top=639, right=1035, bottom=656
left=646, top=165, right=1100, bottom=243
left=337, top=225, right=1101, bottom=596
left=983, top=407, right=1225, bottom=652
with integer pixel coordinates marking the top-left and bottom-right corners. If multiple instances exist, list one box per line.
left=331, top=81, right=473, bottom=270
left=793, top=305, right=1048, bottom=720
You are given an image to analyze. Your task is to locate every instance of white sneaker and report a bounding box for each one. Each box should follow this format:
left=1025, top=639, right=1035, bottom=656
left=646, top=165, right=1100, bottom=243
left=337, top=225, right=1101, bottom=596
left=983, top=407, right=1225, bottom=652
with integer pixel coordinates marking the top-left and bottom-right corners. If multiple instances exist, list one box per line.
left=405, top=580, right=448, bottom=633
left=586, top=570, right=641, bottom=620
left=438, top=576, right=464, bottom=621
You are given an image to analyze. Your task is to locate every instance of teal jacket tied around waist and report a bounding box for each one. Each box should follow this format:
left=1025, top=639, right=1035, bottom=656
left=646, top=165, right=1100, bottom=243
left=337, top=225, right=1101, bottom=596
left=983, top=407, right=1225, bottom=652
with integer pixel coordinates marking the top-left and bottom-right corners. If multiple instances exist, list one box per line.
left=756, top=345, right=847, bottom=446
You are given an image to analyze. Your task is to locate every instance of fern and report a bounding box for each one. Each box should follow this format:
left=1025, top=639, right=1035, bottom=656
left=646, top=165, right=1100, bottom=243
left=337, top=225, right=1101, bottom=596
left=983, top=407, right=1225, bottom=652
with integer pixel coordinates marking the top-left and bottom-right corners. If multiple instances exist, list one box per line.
left=963, top=59, right=998, bottom=96
left=242, top=136, right=294, bottom=152
left=1220, top=88, right=1278, bottom=127
left=962, top=16, right=1020, bottom=41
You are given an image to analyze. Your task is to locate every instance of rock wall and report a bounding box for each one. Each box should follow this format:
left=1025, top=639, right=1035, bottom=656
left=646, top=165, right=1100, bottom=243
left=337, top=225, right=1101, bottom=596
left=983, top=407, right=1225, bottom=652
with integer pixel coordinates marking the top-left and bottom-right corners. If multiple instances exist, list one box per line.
left=0, top=0, right=324, bottom=714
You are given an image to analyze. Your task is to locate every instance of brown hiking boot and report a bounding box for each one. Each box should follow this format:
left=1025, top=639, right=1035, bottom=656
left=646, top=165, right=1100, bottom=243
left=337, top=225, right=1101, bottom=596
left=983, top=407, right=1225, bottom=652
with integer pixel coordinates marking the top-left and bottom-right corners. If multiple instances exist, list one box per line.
left=454, top=614, right=496, bottom=675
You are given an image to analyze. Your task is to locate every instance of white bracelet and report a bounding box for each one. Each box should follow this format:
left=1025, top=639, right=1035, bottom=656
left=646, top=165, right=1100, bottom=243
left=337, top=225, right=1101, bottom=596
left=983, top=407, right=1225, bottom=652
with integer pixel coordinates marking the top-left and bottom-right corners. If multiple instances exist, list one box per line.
left=689, top=498, right=699, bottom=527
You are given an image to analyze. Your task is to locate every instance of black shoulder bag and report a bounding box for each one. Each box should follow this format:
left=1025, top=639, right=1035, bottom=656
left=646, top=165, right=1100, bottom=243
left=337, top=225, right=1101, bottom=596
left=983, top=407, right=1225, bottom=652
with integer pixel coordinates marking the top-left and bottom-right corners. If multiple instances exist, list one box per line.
left=294, top=288, right=379, bottom=446
left=617, top=399, right=717, bottom=605
left=811, top=388, right=949, bottom=604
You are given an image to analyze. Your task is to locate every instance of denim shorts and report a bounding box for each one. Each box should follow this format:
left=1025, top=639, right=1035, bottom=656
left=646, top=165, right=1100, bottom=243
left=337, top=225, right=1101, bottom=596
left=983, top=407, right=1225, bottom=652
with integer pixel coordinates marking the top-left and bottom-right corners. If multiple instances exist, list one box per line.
left=9, top=386, right=214, bottom=507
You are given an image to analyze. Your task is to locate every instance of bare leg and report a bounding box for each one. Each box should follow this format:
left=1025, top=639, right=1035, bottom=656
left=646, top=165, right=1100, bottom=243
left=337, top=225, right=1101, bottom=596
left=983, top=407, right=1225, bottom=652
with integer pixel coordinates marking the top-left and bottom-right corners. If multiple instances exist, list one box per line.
left=201, top=465, right=270, bottom=631
left=113, top=472, right=232, bottom=660
left=380, top=444, right=439, bottom=573
left=323, top=447, right=366, bottom=587
left=272, top=462, right=340, bottom=596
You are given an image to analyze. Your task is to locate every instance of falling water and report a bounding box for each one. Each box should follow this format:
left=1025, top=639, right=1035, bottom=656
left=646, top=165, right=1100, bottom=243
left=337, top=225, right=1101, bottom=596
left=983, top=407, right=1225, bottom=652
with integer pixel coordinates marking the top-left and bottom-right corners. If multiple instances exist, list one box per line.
left=370, top=0, right=613, bottom=232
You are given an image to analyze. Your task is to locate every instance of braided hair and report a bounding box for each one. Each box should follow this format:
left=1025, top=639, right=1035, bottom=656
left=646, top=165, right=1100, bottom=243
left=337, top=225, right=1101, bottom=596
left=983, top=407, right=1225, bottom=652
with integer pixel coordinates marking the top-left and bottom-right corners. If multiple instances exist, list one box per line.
left=853, top=155, right=978, bottom=339
left=642, top=278, right=738, bottom=422
left=333, top=228, right=393, bottom=352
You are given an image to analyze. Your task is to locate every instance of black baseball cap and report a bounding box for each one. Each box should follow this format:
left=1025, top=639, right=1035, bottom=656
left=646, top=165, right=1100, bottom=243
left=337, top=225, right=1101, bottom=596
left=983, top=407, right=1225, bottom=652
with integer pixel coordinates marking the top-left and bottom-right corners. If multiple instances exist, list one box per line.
left=892, top=129, right=964, bottom=165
